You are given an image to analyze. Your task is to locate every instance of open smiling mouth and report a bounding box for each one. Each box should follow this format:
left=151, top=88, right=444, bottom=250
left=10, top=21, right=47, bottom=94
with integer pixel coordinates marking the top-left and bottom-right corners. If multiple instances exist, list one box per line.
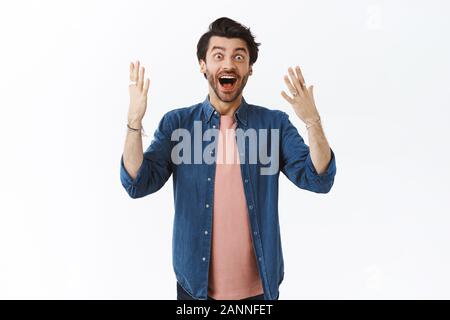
left=218, top=75, right=238, bottom=91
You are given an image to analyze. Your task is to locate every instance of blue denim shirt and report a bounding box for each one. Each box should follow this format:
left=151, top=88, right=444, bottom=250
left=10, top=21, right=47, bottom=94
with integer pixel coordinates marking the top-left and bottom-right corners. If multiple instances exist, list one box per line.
left=120, top=95, right=337, bottom=300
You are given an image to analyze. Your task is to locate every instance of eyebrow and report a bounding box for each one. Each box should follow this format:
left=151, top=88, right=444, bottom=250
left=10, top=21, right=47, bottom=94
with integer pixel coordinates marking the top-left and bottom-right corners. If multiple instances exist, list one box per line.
left=210, top=46, right=248, bottom=54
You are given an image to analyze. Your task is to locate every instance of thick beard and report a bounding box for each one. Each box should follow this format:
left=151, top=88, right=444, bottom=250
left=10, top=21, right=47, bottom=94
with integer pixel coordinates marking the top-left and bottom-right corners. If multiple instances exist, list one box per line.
left=206, top=70, right=250, bottom=103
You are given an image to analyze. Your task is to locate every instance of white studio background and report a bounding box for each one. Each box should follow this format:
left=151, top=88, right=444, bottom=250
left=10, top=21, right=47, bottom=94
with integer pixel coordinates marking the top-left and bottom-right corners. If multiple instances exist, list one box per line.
left=0, top=0, right=449, bottom=299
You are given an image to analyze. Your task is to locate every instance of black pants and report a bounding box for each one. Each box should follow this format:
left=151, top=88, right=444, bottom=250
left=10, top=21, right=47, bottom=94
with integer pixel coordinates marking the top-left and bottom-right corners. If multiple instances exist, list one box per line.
left=177, top=281, right=266, bottom=300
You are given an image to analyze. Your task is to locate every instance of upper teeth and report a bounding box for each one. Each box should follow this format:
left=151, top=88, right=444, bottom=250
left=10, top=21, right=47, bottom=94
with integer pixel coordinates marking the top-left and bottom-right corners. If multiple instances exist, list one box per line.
left=220, top=75, right=236, bottom=79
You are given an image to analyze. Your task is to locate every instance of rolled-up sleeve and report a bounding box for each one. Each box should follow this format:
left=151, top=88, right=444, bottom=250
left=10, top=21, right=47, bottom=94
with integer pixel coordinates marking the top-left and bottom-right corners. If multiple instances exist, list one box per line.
left=280, top=112, right=336, bottom=193
left=120, top=113, right=173, bottom=199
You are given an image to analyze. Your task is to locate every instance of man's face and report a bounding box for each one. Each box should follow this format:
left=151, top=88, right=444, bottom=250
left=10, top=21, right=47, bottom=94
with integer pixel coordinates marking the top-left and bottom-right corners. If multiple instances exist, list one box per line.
left=200, top=36, right=253, bottom=103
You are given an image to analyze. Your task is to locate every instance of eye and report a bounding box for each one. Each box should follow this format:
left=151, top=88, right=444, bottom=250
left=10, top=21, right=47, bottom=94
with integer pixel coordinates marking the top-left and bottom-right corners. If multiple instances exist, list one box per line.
left=214, top=53, right=222, bottom=59
left=235, top=55, right=244, bottom=61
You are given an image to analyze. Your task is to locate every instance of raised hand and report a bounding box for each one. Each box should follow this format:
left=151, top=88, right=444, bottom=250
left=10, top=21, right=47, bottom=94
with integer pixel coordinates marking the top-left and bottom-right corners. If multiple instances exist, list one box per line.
left=281, top=66, right=320, bottom=124
left=128, top=60, right=150, bottom=127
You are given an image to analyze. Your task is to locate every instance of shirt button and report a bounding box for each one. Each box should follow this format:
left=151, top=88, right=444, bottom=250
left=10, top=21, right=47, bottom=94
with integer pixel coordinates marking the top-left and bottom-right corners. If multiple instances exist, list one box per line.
left=249, top=205, right=253, bottom=210
left=207, top=177, right=211, bottom=181
left=202, top=257, right=206, bottom=261
left=254, top=231, right=257, bottom=236
left=212, top=125, right=216, bottom=128
left=214, top=111, right=217, bottom=115
left=244, top=179, right=248, bottom=183
left=258, top=257, right=262, bottom=261
left=204, top=230, right=208, bottom=235
left=205, top=204, right=209, bottom=208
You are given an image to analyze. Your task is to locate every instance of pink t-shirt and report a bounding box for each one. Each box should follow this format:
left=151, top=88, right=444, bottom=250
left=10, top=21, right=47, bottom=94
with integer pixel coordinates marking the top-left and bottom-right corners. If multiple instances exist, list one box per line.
left=207, top=114, right=264, bottom=299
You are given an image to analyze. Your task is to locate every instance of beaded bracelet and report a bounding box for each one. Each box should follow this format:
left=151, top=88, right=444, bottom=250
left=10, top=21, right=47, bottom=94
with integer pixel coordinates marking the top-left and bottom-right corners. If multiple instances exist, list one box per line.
left=306, top=117, right=321, bottom=130
left=127, top=123, right=147, bottom=137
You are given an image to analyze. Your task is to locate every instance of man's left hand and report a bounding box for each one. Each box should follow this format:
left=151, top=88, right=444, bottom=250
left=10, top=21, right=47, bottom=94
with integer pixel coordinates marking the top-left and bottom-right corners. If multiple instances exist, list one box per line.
left=281, top=66, right=320, bottom=124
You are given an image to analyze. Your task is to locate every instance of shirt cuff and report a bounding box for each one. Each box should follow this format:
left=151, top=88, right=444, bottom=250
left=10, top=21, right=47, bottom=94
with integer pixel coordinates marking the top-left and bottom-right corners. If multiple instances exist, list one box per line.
left=120, top=154, right=145, bottom=187
left=305, top=147, right=336, bottom=181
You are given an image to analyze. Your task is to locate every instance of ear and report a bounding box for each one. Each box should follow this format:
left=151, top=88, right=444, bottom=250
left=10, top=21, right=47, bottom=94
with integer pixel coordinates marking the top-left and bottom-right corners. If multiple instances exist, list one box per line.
left=199, top=59, right=206, bottom=74
left=249, top=65, right=253, bottom=76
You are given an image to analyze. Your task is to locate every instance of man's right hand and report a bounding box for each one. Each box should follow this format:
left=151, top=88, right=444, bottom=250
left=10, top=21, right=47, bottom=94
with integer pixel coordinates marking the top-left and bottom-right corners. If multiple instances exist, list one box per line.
left=128, top=60, right=150, bottom=128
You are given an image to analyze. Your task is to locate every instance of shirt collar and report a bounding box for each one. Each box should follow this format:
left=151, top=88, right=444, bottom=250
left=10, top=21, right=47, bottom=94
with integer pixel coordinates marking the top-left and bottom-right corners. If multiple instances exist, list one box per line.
left=201, top=94, right=248, bottom=126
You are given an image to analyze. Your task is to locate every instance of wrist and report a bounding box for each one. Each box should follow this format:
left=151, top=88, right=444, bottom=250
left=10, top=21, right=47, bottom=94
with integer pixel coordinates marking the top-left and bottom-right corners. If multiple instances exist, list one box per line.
left=126, top=122, right=147, bottom=137
left=305, top=116, right=321, bottom=129
left=304, top=115, right=321, bottom=124
left=127, top=119, right=142, bottom=129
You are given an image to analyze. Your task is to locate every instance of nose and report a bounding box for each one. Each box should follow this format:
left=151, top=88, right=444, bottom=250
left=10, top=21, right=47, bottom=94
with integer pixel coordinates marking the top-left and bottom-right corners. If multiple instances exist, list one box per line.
left=221, top=56, right=236, bottom=70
